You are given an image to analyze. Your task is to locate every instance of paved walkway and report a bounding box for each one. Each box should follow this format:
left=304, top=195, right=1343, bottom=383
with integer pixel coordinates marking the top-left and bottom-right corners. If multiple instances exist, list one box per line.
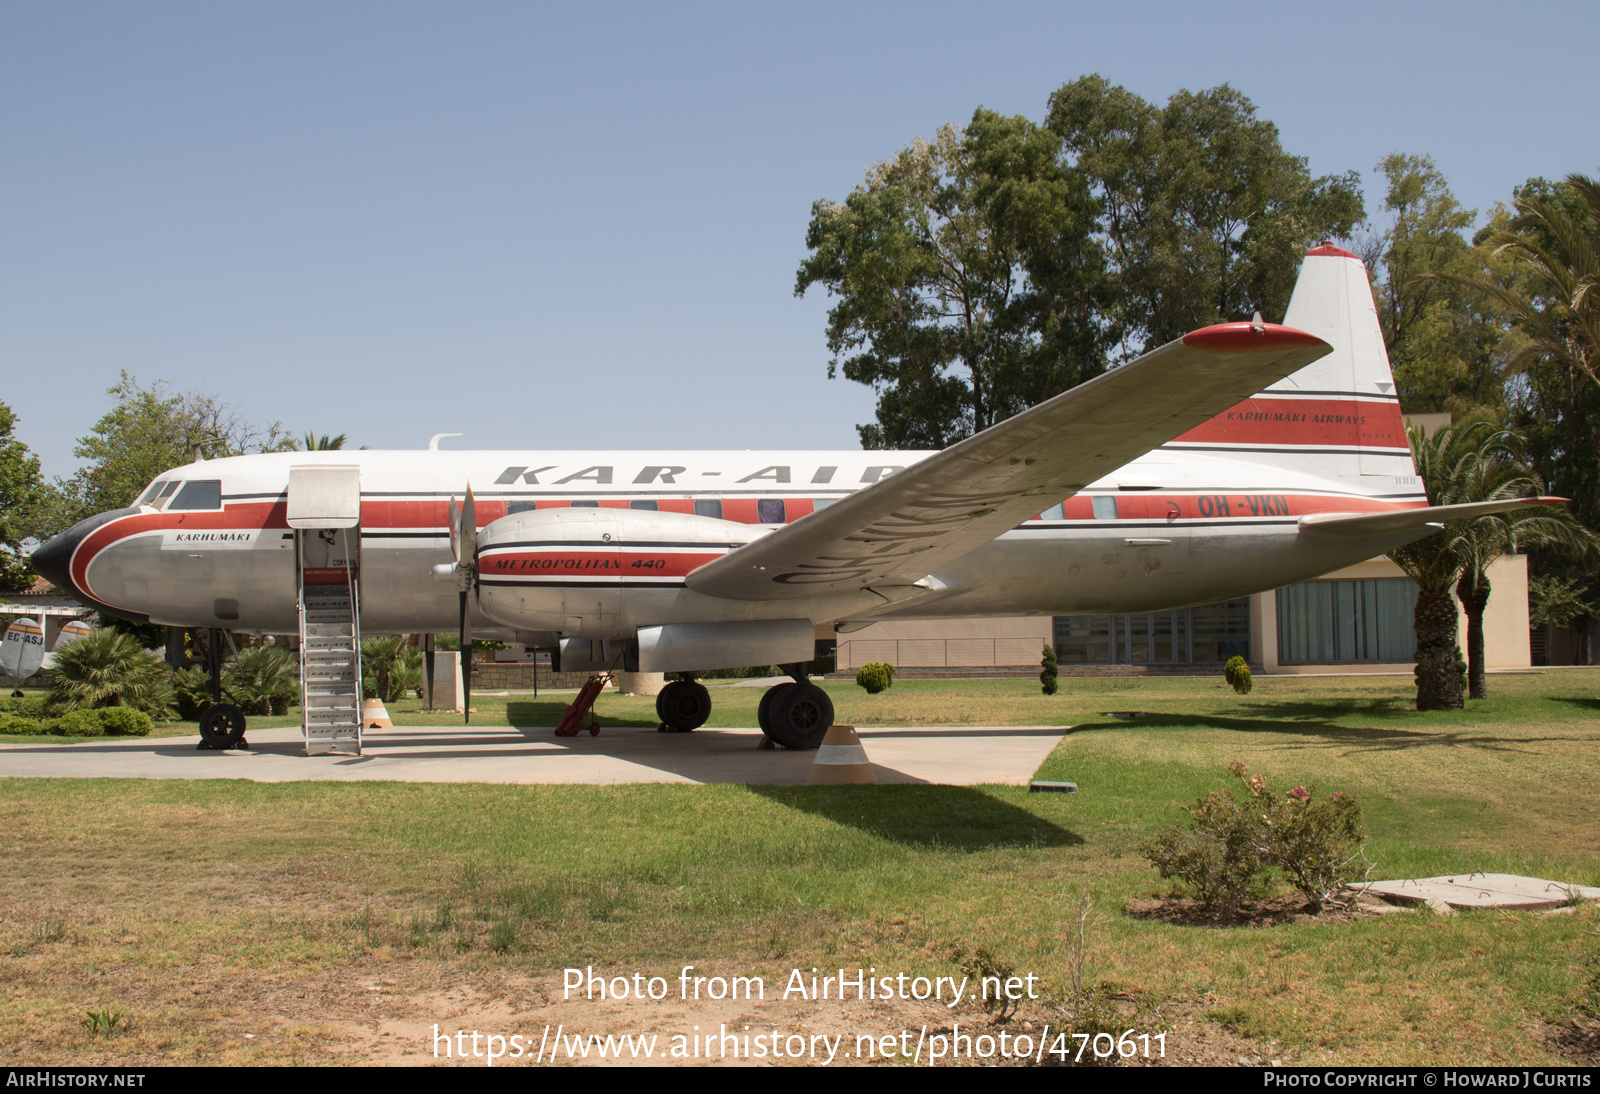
left=0, top=723, right=1070, bottom=786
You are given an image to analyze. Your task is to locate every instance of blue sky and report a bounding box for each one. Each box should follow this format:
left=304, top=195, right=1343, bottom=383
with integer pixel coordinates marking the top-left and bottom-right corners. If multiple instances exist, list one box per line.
left=4, top=1, right=1596, bottom=483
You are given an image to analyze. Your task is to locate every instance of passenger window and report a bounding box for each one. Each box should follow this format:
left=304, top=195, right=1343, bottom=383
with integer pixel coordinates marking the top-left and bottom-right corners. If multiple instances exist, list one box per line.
left=757, top=498, right=786, bottom=524
left=1041, top=503, right=1065, bottom=520
left=569, top=500, right=599, bottom=508
left=1092, top=496, right=1118, bottom=520
left=630, top=500, right=658, bottom=511
left=694, top=500, right=723, bottom=519
left=168, top=480, right=222, bottom=511
left=507, top=502, right=537, bottom=515
left=813, top=498, right=835, bottom=511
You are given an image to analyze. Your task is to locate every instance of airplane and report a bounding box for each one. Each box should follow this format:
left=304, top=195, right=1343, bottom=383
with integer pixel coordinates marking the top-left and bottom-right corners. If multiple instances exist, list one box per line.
left=30, top=245, right=1559, bottom=751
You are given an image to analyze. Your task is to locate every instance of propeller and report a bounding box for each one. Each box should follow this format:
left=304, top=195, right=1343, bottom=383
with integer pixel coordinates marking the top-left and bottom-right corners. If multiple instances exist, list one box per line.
left=448, top=487, right=478, bottom=724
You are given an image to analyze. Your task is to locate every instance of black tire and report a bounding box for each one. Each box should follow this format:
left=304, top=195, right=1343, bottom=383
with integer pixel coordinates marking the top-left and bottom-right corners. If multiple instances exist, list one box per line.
left=757, top=683, right=787, bottom=735
left=198, top=703, right=248, bottom=749
left=657, top=680, right=711, bottom=732
left=764, top=683, right=833, bottom=750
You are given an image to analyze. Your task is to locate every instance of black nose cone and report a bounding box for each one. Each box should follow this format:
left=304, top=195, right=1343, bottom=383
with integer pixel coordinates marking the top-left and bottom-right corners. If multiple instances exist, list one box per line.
left=29, top=507, right=151, bottom=624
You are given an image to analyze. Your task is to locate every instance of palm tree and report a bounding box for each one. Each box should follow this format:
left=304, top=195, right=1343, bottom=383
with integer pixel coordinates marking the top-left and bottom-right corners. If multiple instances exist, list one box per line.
left=1430, top=173, right=1598, bottom=391
left=46, top=627, right=174, bottom=717
left=223, top=644, right=297, bottom=716
left=361, top=635, right=407, bottom=703
left=1388, top=420, right=1508, bottom=710
left=300, top=432, right=348, bottom=451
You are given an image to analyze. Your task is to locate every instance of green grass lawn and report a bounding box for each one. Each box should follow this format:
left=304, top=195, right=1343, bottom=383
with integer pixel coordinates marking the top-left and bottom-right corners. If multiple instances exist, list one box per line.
left=1, top=669, right=1597, bottom=1065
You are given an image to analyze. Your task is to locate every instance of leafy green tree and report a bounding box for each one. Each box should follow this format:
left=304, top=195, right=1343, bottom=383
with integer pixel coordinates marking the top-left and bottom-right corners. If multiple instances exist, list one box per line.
left=797, top=109, right=1107, bottom=448
left=1045, top=76, right=1365, bottom=355
left=0, top=402, right=49, bottom=593
left=53, top=373, right=293, bottom=528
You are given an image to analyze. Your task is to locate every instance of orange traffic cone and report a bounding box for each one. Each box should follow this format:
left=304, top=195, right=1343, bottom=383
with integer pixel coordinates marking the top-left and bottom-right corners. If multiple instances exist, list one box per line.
left=362, top=698, right=393, bottom=729
left=811, top=725, right=875, bottom=784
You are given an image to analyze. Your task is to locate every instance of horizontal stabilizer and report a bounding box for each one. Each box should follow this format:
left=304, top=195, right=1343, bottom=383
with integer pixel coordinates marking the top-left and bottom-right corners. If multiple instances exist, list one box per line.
left=1297, top=497, right=1568, bottom=540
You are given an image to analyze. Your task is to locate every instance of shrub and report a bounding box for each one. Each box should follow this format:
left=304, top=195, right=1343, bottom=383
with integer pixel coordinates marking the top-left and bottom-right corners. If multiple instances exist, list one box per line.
left=1224, top=655, right=1252, bottom=695
left=1040, top=643, right=1059, bottom=695
left=95, top=707, right=154, bottom=737
left=46, top=629, right=174, bottom=718
left=855, top=662, right=895, bottom=694
left=225, top=644, right=297, bottom=715
left=0, top=695, right=46, bottom=718
left=1142, top=762, right=1366, bottom=916
left=172, top=666, right=213, bottom=721
left=0, top=713, right=41, bottom=735
left=46, top=711, right=103, bottom=737
left=360, top=635, right=407, bottom=703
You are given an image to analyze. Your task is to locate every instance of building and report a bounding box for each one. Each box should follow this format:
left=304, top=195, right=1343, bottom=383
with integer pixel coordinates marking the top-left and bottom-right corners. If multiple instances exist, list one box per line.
left=837, top=553, right=1530, bottom=676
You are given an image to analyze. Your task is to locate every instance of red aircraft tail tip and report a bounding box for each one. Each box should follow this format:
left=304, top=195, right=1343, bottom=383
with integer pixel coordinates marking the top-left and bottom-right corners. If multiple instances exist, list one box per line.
left=1181, top=323, right=1329, bottom=354
left=1305, top=243, right=1361, bottom=260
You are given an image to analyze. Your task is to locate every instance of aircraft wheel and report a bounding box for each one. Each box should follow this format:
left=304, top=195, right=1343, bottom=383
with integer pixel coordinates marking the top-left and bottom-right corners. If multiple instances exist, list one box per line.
left=763, top=683, right=833, bottom=750
left=198, top=703, right=248, bottom=749
left=656, top=680, right=711, bottom=732
left=757, top=683, right=786, bottom=735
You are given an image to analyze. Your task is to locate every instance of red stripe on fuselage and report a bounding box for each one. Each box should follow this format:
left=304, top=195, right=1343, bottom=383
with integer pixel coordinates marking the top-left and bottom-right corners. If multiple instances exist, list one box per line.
left=71, top=501, right=288, bottom=599
left=1171, top=397, right=1408, bottom=449
left=478, top=550, right=724, bottom=578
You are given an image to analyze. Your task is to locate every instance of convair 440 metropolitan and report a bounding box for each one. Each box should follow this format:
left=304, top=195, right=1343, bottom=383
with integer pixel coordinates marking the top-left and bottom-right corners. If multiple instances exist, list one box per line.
left=33, top=246, right=1558, bottom=750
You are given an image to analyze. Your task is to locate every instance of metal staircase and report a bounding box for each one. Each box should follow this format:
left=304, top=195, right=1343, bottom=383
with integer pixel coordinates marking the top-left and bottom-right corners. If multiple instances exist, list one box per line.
left=299, top=571, right=362, bottom=755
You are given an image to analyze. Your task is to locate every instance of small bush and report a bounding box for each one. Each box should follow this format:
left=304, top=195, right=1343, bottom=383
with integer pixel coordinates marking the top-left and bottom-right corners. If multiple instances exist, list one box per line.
left=95, top=707, right=154, bottom=737
left=855, top=662, right=895, bottom=694
left=0, top=713, right=41, bottom=735
left=1223, top=655, right=1252, bottom=695
left=1142, top=762, right=1366, bottom=916
left=0, top=695, right=46, bottom=718
left=46, top=711, right=103, bottom=737
left=172, top=666, right=213, bottom=721
left=1040, top=644, right=1059, bottom=695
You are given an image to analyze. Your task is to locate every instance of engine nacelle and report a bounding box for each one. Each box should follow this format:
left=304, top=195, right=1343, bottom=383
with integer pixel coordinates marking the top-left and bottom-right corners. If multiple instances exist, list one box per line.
left=474, top=506, right=767, bottom=637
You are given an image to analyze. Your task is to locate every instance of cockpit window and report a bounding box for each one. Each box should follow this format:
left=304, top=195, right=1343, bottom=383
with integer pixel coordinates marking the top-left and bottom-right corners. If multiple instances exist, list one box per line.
left=136, top=481, right=168, bottom=505
left=168, top=480, right=222, bottom=511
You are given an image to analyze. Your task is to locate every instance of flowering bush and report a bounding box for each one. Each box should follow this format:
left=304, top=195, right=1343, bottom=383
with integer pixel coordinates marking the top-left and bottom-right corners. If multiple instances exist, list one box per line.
left=1141, top=762, right=1366, bottom=916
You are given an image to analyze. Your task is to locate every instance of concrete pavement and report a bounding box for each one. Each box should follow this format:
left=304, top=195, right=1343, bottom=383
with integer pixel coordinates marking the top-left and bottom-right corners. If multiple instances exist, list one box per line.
left=0, top=722, right=1070, bottom=786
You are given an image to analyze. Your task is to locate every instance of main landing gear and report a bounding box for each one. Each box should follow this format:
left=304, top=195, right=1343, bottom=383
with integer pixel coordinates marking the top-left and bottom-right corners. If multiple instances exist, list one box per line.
left=656, top=677, right=712, bottom=732
left=757, top=664, right=834, bottom=750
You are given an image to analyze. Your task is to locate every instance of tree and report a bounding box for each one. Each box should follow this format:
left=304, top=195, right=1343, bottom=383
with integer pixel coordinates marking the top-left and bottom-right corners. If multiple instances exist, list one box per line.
left=1387, top=419, right=1568, bottom=709
left=53, top=373, right=293, bottom=528
left=0, top=402, right=49, bottom=593
left=1449, top=438, right=1597, bottom=698
left=1045, top=76, right=1365, bottom=356
left=299, top=432, right=347, bottom=451
left=797, top=109, right=1107, bottom=449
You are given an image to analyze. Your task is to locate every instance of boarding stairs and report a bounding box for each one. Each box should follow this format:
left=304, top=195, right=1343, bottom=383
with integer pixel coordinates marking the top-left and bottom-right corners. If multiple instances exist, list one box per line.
left=299, top=576, right=363, bottom=755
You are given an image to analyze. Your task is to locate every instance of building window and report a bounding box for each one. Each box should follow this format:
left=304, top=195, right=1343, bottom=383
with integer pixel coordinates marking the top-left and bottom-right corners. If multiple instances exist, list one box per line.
left=1052, top=599, right=1247, bottom=664
left=1276, top=578, right=1418, bottom=663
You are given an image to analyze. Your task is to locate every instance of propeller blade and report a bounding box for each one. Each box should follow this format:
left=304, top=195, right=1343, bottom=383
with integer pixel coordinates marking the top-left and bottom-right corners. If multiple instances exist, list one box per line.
left=448, top=495, right=462, bottom=566
left=460, top=589, right=472, bottom=725
left=460, top=486, right=478, bottom=570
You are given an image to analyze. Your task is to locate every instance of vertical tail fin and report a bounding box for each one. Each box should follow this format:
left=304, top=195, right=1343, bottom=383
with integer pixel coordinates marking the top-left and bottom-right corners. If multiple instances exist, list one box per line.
left=1161, top=244, right=1421, bottom=497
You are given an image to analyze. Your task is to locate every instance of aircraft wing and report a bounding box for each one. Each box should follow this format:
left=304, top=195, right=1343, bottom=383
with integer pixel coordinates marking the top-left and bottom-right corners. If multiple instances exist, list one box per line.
left=686, top=323, right=1333, bottom=602
left=1297, top=497, right=1568, bottom=540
